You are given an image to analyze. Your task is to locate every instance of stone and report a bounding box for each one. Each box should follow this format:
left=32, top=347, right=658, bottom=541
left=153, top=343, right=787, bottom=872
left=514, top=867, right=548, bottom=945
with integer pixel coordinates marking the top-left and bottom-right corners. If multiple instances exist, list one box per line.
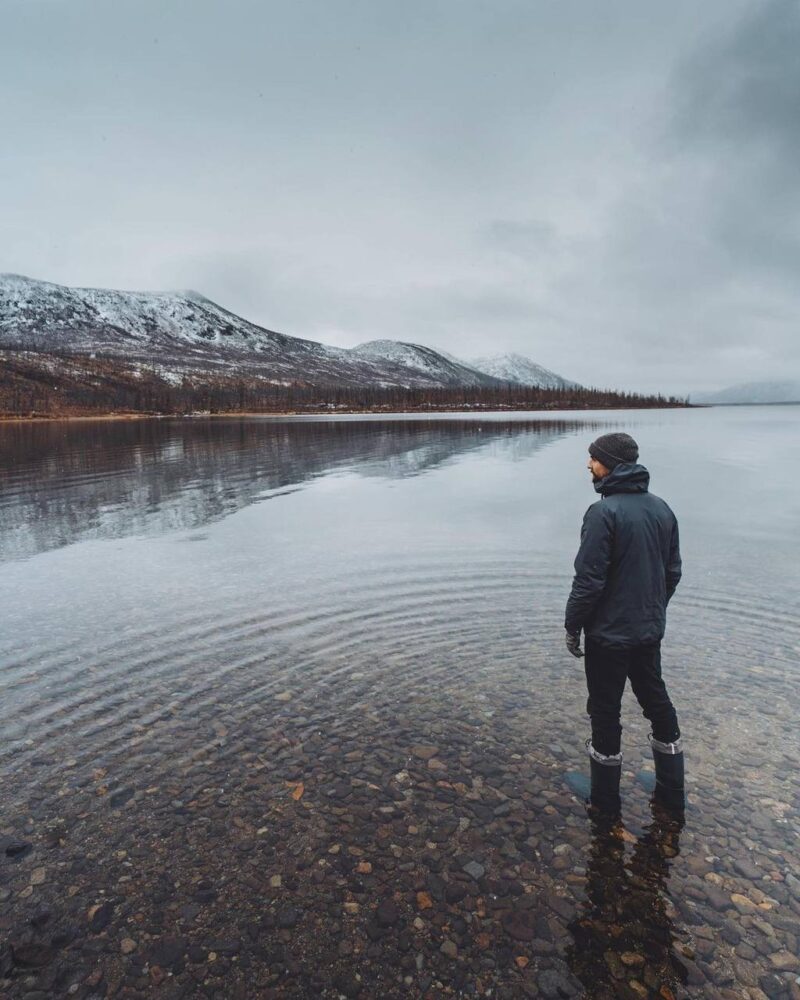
left=11, top=943, right=55, bottom=968
left=440, top=940, right=458, bottom=959
left=545, top=891, right=576, bottom=921
left=109, top=787, right=134, bottom=808
left=501, top=910, right=535, bottom=942
left=149, top=936, right=186, bottom=970
left=445, top=883, right=466, bottom=904
left=463, top=861, right=485, bottom=880
left=121, top=938, right=137, bottom=954
left=332, top=971, right=362, bottom=997
left=620, top=951, right=645, bottom=966
left=4, top=840, right=32, bottom=860
left=85, top=967, right=103, bottom=987
left=29, top=908, right=51, bottom=930
left=732, top=857, right=762, bottom=880
left=375, top=899, right=399, bottom=928
left=538, top=968, right=575, bottom=998
left=769, top=950, right=799, bottom=971
left=604, top=950, right=626, bottom=979
left=87, top=901, right=114, bottom=933
left=180, top=903, right=201, bottom=922
left=276, top=904, right=301, bottom=928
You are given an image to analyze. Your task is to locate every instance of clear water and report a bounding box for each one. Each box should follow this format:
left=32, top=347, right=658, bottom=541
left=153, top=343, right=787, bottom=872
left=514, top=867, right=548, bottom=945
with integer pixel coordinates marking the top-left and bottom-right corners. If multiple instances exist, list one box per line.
left=1, top=408, right=798, bottom=999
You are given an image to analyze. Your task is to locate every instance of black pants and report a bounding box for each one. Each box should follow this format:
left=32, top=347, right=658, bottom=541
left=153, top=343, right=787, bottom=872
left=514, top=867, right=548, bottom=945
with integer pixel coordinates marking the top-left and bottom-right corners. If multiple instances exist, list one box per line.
left=584, top=637, right=680, bottom=757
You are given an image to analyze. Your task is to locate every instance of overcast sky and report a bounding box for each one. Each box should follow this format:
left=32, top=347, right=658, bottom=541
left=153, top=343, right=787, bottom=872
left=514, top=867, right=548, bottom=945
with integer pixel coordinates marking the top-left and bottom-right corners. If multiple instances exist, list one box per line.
left=2, top=0, right=797, bottom=394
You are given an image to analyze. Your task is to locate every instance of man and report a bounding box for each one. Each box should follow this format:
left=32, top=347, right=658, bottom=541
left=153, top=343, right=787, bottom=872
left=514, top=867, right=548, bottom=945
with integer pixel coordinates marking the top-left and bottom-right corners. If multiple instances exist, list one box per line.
left=565, top=432, right=684, bottom=816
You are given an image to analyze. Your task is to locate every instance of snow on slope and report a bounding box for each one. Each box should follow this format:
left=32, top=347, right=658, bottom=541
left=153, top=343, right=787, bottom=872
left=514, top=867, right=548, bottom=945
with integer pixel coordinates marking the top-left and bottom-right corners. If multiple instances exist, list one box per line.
left=0, top=275, right=481, bottom=389
left=0, top=273, right=302, bottom=354
left=349, top=340, right=499, bottom=387
left=468, top=352, right=576, bottom=389
left=1, top=275, right=581, bottom=392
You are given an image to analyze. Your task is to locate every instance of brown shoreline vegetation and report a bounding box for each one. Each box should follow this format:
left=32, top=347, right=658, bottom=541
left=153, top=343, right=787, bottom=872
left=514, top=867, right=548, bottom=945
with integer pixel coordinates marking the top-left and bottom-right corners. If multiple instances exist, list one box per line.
left=0, top=349, right=690, bottom=420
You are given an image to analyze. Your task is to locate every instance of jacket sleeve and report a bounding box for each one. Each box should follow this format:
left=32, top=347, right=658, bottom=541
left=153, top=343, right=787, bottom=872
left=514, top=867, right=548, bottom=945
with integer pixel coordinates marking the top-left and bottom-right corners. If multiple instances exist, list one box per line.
left=564, top=502, right=614, bottom=634
left=665, top=517, right=682, bottom=604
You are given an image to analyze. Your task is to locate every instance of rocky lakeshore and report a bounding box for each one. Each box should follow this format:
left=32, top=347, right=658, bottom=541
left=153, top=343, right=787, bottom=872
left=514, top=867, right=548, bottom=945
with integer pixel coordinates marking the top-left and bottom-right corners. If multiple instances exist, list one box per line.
left=1, top=677, right=798, bottom=1000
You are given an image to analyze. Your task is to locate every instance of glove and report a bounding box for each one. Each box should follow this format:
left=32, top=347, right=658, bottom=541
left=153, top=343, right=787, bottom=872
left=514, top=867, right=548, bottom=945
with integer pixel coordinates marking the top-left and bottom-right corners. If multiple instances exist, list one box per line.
left=565, top=630, right=584, bottom=658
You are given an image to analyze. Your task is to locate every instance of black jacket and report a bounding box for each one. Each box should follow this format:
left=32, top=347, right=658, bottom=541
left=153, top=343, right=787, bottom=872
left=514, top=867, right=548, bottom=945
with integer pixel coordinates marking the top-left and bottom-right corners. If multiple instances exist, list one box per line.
left=564, top=464, right=681, bottom=647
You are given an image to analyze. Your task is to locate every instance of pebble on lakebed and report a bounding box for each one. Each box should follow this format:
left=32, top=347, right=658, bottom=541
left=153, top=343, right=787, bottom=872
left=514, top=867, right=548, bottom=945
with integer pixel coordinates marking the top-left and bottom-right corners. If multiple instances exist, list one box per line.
left=0, top=683, right=798, bottom=999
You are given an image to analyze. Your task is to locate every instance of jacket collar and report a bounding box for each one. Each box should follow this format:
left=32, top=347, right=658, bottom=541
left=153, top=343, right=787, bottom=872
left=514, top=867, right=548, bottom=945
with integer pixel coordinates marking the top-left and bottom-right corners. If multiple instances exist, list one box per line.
left=594, top=462, right=650, bottom=496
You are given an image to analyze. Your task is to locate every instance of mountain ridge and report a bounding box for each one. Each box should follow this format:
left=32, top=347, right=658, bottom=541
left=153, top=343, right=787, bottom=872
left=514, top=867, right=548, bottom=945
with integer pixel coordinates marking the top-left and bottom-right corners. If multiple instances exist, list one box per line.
left=0, top=273, right=575, bottom=391
left=691, top=380, right=800, bottom=405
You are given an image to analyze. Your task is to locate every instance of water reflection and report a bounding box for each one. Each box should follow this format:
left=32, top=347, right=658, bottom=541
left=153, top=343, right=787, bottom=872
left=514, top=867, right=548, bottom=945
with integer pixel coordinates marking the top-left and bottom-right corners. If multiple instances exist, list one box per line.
left=0, top=416, right=588, bottom=561
left=1, top=408, right=798, bottom=998
left=568, top=802, right=688, bottom=999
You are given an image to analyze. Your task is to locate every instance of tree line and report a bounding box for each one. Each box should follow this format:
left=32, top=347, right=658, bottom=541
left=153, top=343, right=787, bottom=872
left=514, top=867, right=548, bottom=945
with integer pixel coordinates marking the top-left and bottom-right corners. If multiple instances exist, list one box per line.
left=0, top=351, right=690, bottom=417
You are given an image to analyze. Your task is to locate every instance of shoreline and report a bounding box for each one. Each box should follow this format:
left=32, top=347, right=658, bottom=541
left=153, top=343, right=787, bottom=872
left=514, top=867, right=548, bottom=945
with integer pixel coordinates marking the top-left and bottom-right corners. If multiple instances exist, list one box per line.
left=0, top=404, right=697, bottom=423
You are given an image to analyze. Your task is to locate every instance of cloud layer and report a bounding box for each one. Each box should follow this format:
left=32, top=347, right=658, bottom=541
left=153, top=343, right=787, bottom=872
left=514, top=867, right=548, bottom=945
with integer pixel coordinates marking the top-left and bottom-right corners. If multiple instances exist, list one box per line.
left=1, top=0, right=796, bottom=393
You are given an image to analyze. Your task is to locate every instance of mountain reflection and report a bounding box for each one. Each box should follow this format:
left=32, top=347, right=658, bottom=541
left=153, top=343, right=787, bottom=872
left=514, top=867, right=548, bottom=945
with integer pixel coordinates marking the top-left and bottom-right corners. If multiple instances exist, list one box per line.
left=0, top=416, right=588, bottom=561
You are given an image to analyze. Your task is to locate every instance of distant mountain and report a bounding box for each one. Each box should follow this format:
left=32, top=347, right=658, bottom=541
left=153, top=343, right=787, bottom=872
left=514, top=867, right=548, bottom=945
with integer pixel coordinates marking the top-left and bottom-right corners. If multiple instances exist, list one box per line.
left=467, top=352, right=577, bottom=389
left=0, top=274, right=503, bottom=390
left=691, top=380, right=800, bottom=405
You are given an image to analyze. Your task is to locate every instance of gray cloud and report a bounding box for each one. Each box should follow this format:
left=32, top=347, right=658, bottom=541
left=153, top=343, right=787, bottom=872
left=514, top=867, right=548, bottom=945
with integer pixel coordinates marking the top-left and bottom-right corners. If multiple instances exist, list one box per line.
left=1, top=0, right=796, bottom=394
left=480, top=220, right=558, bottom=260
left=671, top=0, right=800, bottom=277
left=672, top=0, right=800, bottom=154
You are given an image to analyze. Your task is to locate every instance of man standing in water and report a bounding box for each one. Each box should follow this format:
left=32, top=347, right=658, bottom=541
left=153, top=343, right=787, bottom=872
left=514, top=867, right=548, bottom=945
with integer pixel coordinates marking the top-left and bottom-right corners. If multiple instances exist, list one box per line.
left=564, top=433, right=684, bottom=816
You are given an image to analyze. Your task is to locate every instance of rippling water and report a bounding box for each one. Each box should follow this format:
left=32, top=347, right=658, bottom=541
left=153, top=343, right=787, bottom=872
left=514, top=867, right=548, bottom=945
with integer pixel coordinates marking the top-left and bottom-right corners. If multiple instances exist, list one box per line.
left=1, top=408, right=798, bottom=999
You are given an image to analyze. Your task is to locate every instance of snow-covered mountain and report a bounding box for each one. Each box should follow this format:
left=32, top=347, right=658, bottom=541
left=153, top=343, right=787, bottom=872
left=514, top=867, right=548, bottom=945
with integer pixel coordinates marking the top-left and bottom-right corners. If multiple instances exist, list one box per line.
left=348, top=340, right=496, bottom=387
left=691, top=380, right=800, bottom=405
left=0, top=274, right=585, bottom=393
left=0, top=275, right=502, bottom=390
left=467, top=352, right=576, bottom=389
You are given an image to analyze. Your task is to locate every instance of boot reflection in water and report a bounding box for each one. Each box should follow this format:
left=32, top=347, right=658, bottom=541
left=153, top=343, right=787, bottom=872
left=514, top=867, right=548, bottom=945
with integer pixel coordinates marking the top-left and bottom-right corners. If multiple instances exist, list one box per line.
left=566, top=799, right=688, bottom=1000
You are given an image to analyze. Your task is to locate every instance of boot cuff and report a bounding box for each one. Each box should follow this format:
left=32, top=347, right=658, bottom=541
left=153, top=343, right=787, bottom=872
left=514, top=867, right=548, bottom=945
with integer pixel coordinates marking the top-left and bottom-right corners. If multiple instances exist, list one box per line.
left=585, top=739, right=623, bottom=766
left=648, top=733, right=683, bottom=755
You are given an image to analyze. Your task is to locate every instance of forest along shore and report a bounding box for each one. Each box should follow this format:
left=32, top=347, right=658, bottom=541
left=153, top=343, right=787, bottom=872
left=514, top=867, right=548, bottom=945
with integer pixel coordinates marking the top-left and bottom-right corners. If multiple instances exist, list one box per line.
left=0, top=349, right=689, bottom=418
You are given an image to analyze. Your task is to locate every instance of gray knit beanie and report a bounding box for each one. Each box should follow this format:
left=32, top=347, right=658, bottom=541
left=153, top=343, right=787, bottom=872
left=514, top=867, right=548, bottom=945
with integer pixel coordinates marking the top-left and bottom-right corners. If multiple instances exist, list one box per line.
left=588, top=432, right=639, bottom=470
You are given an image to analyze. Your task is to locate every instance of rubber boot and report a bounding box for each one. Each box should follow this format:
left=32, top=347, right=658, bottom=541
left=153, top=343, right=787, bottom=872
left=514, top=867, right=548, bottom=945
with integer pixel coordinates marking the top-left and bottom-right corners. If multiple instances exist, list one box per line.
left=649, top=733, right=685, bottom=814
left=586, top=740, right=622, bottom=817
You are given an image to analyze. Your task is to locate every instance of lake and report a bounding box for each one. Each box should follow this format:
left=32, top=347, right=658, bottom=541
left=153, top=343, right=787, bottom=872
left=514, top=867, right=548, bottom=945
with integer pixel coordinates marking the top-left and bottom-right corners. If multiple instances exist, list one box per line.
left=1, top=406, right=798, bottom=999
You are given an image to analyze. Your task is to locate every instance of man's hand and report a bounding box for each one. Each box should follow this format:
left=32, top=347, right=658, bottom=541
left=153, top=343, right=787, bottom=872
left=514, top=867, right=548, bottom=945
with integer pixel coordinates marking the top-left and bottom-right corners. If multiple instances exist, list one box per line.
left=565, top=630, right=584, bottom=658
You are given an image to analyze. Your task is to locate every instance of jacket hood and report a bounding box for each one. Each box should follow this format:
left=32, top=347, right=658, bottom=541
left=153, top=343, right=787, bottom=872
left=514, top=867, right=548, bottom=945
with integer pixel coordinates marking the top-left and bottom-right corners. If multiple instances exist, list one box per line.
left=594, top=462, right=650, bottom=496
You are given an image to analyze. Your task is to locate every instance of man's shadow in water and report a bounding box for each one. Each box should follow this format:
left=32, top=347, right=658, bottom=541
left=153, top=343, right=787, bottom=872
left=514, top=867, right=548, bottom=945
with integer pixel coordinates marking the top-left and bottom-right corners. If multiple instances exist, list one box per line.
left=566, top=800, right=689, bottom=1000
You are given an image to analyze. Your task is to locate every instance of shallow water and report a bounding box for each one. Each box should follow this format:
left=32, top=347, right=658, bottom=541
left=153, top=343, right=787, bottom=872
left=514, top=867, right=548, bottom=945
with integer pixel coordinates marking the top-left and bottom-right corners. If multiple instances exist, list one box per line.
left=1, top=407, right=798, bottom=999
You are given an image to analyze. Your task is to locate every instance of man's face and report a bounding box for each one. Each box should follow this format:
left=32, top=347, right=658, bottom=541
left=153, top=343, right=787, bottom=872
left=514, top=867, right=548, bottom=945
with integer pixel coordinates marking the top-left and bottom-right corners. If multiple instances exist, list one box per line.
left=587, top=455, right=610, bottom=483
